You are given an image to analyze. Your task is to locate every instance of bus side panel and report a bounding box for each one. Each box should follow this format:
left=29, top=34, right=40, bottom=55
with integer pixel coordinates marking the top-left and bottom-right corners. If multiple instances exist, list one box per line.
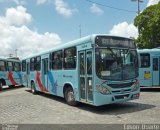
left=12, top=71, right=22, bottom=85
left=47, top=70, right=79, bottom=100
left=152, top=56, right=160, bottom=86
left=0, top=71, right=10, bottom=86
left=3, top=71, right=22, bottom=86
left=32, top=71, right=41, bottom=92
left=47, top=70, right=59, bottom=96
left=139, top=68, right=152, bottom=87
left=5, top=80, right=12, bottom=86
left=17, top=71, right=23, bottom=85
left=138, top=52, right=152, bottom=87
left=28, top=71, right=37, bottom=90
left=22, top=72, right=27, bottom=86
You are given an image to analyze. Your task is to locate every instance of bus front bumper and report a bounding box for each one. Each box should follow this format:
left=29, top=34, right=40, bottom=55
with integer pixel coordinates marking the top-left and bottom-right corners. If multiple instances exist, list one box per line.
left=94, top=91, right=140, bottom=106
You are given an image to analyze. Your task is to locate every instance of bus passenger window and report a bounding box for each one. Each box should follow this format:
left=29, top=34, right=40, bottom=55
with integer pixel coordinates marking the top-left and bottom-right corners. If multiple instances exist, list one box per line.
left=35, top=56, right=41, bottom=71
left=0, top=61, right=6, bottom=71
left=43, top=59, right=48, bottom=75
left=52, top=50, right=62, bottom=70
left=64, top=47, right=76, bottom=69
left=14, top=62, right=21, bottom=71
left=30, top=58, right=35, bottom=71
left=87, top=52, right=92, bottom=75
left=7, top=62, right=14, bottom=71
left=49, top=54, right=52, bottom=69
left=22, top=60, right=26, bottom=72
left=80, top=53, right=85, bottom=75
left=153, top=58, right=158, bottom=71
left=140, top=53, right=150, bottom=68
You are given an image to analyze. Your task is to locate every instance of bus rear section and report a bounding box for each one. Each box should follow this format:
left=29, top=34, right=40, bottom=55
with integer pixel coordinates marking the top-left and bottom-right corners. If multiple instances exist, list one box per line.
left=0, top=58, right=22, bottom=90
left=22, top=34, right=140, bottom=106
left=138, top=49, right=160, bottom=88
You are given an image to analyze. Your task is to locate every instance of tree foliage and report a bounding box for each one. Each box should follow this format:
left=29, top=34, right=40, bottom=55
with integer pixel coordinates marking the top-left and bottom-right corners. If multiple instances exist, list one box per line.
left=134, top=2, right=160, bottom=48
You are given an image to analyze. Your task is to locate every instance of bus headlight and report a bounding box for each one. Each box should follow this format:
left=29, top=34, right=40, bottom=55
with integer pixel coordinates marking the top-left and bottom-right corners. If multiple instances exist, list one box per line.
left=132, top=80, right=139, bottom=92
left=133, top=86, right=139, bottom=92
left=96, top=85, right=110, bottom=95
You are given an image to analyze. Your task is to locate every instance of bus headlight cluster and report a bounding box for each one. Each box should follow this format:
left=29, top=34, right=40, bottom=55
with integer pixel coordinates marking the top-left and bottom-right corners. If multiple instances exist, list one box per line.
left=96, top=84, right=110, bottom=95
left=132, top=80, right=140, bottom=92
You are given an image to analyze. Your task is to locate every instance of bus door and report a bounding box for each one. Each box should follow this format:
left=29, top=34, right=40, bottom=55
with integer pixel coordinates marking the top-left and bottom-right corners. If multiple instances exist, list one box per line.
left=42, top=58, right=48, bottom=91
left=79, top=50, right=93, bottom=102
left=26, top=62, right=30, bottom=87
left=152, top=57, right=159, bottom=86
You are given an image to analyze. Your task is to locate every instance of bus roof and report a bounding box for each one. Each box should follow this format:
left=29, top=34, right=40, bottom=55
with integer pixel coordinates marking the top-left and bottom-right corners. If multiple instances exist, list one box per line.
left=0, top=57, right=20, bottom=62
left=22, top=34, right=134, bottom=60
left=137, top=48, right=160, bottom=53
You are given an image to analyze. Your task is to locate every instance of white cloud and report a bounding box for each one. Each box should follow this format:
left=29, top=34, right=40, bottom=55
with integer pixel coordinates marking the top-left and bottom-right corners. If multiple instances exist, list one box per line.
left=36, top=0, right=77, bottom=17
left=0, top=6, right=32, bottom=26
left=0, top=6, right=61, bottom=58
left=147, top=0, right=160, bottom=6
left=54, top=0, right=76, bottom=17
left=90, top=3, right=104, bottom=15
left=110, top=22, right=138, bottom=38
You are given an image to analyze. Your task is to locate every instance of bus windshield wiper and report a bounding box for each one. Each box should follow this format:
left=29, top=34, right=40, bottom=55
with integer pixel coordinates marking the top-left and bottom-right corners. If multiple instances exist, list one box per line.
left=107, top=47, right=118, bottom=61
left=124, top=48, right=131, bottom=63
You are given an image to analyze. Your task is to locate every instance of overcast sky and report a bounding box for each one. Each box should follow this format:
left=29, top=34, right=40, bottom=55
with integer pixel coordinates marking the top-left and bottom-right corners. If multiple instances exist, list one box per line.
left=0, top=0, right=159, bottom=58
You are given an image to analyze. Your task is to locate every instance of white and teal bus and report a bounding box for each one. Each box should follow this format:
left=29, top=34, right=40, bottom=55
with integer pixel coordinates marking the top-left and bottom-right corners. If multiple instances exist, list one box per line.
left=22, top=34, right=140, bottom=106
left=0, top=57, right=22, bottom=90
left=138, top=49, right=160, bottom=87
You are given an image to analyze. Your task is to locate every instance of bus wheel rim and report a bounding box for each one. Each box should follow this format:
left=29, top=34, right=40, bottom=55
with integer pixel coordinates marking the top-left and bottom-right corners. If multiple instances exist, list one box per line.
left=31, top=84, right=34, bottom=93
left=68, top=91, right=74, bottom=102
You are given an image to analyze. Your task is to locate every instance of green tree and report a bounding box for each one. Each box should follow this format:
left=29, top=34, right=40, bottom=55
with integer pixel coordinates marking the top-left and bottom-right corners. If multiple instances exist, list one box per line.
left=134, top=2, right=160, bottom=48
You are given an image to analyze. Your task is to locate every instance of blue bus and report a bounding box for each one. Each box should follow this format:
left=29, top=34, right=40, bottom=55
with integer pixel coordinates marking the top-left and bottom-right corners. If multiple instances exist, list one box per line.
left=22, top=34, right=140, bottom=106
left=0, top=57, right=22, bottom=90
left=138, top=49, right=160, bottom=87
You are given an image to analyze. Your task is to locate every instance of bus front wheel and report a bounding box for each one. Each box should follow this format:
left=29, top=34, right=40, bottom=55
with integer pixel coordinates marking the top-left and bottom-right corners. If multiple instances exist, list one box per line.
left=65, top=87, right=77, bottom=106
left=31, top=82, right=36, bottom=94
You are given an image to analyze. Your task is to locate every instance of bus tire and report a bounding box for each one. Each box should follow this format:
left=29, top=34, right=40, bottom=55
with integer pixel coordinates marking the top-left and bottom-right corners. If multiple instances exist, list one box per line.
left=31, top=82, right=36, bottom=94
left=0, top=81, right=2, bottom=91
left=64, top=87, right=77, bottom=106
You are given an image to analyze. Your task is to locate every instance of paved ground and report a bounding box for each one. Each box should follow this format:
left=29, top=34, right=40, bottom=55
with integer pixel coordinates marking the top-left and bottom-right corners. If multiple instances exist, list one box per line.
left=0, top=87, right=160, bottom=124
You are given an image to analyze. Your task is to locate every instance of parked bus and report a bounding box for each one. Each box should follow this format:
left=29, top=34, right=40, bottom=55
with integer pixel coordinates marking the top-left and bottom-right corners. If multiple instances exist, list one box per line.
left=0, top=57, right=22, bottom=90
left=138, top=49, right=160, bottom=87
left=22, top=34, right=140, bottom=106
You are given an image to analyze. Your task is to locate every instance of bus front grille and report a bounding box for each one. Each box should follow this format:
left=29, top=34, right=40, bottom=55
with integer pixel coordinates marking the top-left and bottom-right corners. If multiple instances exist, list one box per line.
left=107, top=82, right=134, bottom=88
left=114, top=94, right=130, bottom=100
left=112, top=89, right=131, bottom=94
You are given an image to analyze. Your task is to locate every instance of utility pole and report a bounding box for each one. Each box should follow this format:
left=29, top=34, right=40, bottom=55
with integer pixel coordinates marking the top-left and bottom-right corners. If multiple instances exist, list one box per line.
left=9, top=54, right=13, bottom=57
left=15, top=49, right=18, bottom=57
left=131, top=0, right=143, bottom=15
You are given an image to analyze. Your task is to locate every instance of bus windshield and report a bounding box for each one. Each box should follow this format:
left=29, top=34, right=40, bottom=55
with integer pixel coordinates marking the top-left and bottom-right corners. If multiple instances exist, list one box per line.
left=96, top=48, right=138, bottom=81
